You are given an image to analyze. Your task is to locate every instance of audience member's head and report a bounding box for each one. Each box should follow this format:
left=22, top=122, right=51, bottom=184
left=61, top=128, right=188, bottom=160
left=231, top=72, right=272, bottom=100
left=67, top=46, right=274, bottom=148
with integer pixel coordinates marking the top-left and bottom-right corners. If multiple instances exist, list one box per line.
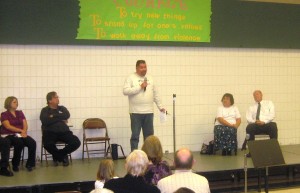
left=174, top=148, right=194, bottom=170
left=141, top=135, right=163, bottom=165
left=90, top=188, right=114, bottom=193
left=174, top=187, right=195, bottom=193
left=97, top=159, right=115, bottom=181
left=125, top=150, right=149, bottom=177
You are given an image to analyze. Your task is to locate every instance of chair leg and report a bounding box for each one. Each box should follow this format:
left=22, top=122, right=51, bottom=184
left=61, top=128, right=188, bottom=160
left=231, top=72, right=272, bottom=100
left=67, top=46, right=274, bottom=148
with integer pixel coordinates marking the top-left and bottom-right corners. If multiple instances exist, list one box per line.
left=85, top=143, right=90, bottom=162
left=241, top=138, right=247, bottom=151
left=104, top=141, right=110, bottom=158
left=106, top=145, right=111, bottom=158
left=69, top=153, right=72, bottom=163
left=44, top=147, right=49, bottom=166
left=104, top=142, right=107, bottom=158
left=119, top=144, right=126, bottom=158
left=106, top=141, right=111, bottom=158
left=82, top=141, right=113, bottom=160
left=40, top=143, right=43, bottom=163
left=21, top=147, right=25, bottom=165
left=82, top=140, right=85, bottom=160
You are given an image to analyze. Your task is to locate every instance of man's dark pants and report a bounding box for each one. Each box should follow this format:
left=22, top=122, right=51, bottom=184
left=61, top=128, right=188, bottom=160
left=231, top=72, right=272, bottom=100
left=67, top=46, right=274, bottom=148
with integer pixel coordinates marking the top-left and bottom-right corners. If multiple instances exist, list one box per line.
left=43, top=130, right=81, bottom=161
left=130, top=113, right=154, bottom=151
left=242, top=122, right=278, bottom=150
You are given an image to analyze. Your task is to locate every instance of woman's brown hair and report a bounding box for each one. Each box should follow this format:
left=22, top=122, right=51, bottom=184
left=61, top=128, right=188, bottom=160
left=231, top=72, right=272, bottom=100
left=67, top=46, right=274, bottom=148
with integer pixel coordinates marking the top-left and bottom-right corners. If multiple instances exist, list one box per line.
left=96, top=159, right=115, bottom=181
left=141, top=135, right=163, bottom=165
left=4, top=96, right=17, bottom=110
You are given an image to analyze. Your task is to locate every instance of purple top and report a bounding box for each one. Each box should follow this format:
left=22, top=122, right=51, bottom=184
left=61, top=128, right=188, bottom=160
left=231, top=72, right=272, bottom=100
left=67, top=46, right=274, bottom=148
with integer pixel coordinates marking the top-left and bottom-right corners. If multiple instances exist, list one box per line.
left=1, top=110, right=26, bottom=134
left=144, top=160, right=172, bottom=185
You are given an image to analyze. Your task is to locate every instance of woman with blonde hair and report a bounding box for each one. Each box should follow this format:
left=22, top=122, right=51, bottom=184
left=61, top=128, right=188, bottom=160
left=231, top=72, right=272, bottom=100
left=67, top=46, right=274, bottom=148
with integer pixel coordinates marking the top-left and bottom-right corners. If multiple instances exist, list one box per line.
left=142, top=135, right=171, bottom=185
left=95, top=159, right=116, bottom=189
left=104, top=150, right=160, bottom=193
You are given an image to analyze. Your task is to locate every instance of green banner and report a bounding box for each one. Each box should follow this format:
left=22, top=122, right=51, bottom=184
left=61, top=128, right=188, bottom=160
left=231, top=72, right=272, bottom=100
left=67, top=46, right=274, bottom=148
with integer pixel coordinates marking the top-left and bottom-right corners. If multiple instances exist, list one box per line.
left=77, top=0, right=211, bottom=42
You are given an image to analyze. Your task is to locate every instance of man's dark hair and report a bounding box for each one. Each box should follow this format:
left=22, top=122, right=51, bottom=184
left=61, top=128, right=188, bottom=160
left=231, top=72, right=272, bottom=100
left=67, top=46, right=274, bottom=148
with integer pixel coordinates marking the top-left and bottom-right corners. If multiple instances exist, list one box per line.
left=221, top=93, right=234, bottom=105
left=136, top=60, right=146, bottom=68
left=46, top=91, right=57, bottom=104
left=174, top=149, right=193, bottom=169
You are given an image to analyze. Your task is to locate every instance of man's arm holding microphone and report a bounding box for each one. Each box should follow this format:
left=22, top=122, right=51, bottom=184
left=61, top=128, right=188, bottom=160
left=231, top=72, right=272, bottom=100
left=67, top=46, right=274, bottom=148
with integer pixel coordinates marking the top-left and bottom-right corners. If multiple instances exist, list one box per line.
left=123, top=76, right=143, bottom=96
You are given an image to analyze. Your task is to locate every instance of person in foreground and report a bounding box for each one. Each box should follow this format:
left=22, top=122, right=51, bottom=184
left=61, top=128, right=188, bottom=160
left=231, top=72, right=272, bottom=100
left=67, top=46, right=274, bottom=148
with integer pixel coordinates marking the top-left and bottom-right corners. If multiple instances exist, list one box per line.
left=90, top=188, right=114, bottom=193
left=0, top=137, right=13, bottom=176
left=174, top=187, right=195, bottom=193
left=142, top=135, right=171, bottom=185
left=157, top=148, right=210, bottom=193
left=1, top=96, right=36, bottom=172
left=214, top=93, right=241, bottom=156
left=104, top=150, right=160, bottom=193
left=40, top=91, right=81, bottom=166
left=95, top=159, right=117, bottom=189
left=123, top=60, right=165, bottom=151
left=243, top=90, right=278, bottom=155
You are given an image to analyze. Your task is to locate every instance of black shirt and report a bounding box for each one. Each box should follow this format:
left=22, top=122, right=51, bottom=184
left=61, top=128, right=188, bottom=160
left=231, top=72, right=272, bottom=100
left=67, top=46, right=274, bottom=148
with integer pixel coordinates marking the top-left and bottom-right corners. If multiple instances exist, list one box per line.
left=104, top=174, right=161, bottom=193
left=40, top=105, right=70, bottom=133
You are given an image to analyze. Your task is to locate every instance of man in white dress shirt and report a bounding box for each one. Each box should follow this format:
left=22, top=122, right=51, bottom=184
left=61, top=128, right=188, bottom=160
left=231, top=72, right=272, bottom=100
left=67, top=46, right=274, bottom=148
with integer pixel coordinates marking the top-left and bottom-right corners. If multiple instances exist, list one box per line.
left=243, top=90, right=278, bottom=152
left=157, top=148, right=210, bottom=193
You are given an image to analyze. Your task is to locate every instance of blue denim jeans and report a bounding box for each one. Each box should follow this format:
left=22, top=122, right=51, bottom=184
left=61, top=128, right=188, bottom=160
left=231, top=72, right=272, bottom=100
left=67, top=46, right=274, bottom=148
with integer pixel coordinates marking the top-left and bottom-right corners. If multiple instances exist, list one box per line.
left=130, top=113, right=154, bottom=151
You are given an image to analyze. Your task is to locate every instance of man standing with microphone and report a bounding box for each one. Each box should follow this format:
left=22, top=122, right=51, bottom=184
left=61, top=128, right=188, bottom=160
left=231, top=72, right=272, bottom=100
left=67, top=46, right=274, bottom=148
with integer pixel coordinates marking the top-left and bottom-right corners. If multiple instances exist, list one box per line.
left=123, top=60, right=165, bottom=151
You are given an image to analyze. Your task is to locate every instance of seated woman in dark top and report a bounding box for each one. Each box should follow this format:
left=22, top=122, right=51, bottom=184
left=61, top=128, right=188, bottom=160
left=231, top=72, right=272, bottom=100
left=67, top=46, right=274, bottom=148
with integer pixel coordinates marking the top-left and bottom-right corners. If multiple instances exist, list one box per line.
left=104, top=150, right=160, bottom=193
left=1, top=96, right=36, bottom=172
left=142, top=135, right=172, bottom=185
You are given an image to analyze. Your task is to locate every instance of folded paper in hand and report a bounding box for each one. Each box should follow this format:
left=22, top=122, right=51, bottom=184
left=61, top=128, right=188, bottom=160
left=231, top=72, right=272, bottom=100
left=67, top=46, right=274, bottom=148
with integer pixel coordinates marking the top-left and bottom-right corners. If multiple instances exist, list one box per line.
left=160, top=111, right=167, bottom=123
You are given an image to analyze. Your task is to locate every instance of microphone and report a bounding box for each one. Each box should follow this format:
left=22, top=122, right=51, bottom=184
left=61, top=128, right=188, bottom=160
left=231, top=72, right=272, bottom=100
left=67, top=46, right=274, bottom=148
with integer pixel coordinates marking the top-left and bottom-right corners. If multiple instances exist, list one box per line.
left=144, top=77, right=147, bottom=91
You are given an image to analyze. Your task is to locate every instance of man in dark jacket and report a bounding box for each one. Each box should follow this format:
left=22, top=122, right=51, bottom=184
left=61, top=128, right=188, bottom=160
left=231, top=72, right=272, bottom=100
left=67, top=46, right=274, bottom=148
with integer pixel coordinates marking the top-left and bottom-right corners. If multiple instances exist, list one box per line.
left=40, top=91, right=80, bottom=166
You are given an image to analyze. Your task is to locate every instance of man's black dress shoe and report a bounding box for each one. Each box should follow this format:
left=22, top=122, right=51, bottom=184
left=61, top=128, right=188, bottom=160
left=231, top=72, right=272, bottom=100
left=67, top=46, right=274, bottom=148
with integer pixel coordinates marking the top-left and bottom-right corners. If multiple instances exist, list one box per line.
left=26, top=165, right=33, bottom=172
left=12, top=166, right=19, bottom=172
left=0, top=168, right=13, bottom=177
left=62, top=155, right=69, bottom=166
left=53, top=158, right=59, bottom=167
